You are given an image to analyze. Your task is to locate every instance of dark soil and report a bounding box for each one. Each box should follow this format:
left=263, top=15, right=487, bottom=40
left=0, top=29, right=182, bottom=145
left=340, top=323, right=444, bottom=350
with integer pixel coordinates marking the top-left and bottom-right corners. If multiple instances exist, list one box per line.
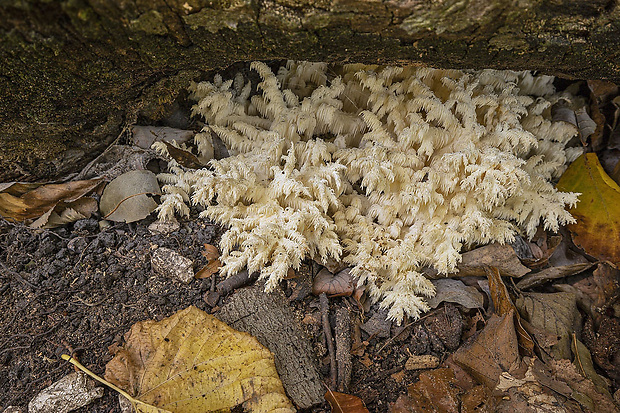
left=0, top=213, right=436, bottom=412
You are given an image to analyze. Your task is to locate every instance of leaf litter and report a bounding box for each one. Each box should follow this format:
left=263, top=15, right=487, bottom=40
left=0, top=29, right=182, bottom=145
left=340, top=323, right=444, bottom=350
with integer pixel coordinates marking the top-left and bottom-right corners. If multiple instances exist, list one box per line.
left=4, top=75, right=620, bottom=413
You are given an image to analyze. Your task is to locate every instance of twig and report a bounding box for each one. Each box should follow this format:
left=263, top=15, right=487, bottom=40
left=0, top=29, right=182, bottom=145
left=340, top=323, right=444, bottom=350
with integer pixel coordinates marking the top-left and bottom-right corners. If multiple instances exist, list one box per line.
left=216, top=270, right=259, bottom=295
left=320, top=293, right=337, bottom=388
left=335, top=306, right=352, bottom=392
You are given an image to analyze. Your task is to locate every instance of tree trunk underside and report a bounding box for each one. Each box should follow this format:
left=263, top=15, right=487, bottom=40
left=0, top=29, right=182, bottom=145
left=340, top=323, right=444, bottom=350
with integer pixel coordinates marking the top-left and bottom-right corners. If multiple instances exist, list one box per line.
left=2, top=0, right=618, bottom=181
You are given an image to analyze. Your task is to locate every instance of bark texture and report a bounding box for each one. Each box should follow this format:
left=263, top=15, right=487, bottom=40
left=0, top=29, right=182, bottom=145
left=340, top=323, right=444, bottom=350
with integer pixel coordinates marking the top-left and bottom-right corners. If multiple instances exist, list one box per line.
left=2, top=0, right=619, bottom=181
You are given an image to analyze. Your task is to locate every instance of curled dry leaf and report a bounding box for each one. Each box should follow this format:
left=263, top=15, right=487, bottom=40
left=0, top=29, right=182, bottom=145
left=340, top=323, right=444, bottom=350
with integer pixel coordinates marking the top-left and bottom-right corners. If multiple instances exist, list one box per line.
left=486, top=267, right=535, bottom=356
left=163, top=141, right=207, bottom=169
left=101, top=305, right=295, bottom=412
left=195, top=244, right=221, bottom=279
left=0, top=179, right=103, bottom=227
left=325, top=390, right=369, bottom=413
left=556, top=153, right=620, bottom=265
left=312, top=268, right=355, bottom=297
left=515, top=262, right=594, bottom=290
left=99, top=170, right=161, bottom=223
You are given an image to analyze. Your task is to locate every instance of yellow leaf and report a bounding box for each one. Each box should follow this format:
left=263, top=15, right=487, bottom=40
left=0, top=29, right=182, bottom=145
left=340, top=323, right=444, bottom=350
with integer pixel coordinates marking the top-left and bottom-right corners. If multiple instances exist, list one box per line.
left=556, top=153, right=620, bottom=265
left=66, top=306, right=295, bottom=412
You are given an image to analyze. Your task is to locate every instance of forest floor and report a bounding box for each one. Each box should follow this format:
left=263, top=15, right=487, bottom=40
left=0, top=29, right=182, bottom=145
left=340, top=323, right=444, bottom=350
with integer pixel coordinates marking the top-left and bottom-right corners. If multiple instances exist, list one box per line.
left=1, top=66, right=620, bottom=413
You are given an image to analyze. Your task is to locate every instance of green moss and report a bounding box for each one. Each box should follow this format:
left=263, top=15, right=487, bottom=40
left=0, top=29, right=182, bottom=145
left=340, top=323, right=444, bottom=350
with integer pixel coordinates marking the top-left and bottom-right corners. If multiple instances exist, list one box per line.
left=130, top=10, right=168, bottom=35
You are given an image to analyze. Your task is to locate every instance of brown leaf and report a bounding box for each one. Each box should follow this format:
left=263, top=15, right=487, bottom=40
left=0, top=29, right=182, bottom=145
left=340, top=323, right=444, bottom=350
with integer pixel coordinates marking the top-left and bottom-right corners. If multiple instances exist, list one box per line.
left=515, top=262, right=595, bottom=290
left=486, top=267, right=535, bottom=356
left=571, top=335, right=611, bottom=395
left=427, top=279, right=484, bottom=309
left=163, top=141, right=206, bottom=169
left=201, top=244, right=220, bottom=261
left=0, top=179, right=103, bottom=222
left=195, top=259, right=221, bottom=279
left=456, top=243, right=530, bottom=278
left=556, top=153, right=620, bottom=265
left=571, top=262, right=620, bottom=320
left=325, top=390, right=369, bottom=413
left=521, top=230, right=562, bottom=269
left=389, top=369, right=461, bottom=413
left=550, top=359, right=620, bottom=412
left=196, top=244, right=222, bottom=279
left=313, top=268, right=354, bottom=297
left=516, top=292, right=579, bottom=360
left=452, top=313, right=520, bottom=389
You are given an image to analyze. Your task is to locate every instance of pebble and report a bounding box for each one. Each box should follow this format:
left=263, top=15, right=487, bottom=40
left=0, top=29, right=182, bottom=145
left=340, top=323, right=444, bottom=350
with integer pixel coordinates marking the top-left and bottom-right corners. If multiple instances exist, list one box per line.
left=150, top=247, right=194, bottom=284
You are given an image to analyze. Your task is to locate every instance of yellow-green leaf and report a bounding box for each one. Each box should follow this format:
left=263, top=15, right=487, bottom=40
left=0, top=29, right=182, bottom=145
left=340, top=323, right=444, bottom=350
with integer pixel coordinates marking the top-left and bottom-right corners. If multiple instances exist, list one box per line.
left=556, top=153, right=620, bottom=265
left=98, top=306, right=294, bottom=412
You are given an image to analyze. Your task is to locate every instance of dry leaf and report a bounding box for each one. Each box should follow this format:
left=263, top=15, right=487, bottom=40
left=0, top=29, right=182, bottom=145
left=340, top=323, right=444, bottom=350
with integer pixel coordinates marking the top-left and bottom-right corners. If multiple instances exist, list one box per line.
left=516, top=292, right=579, bottom=360
left=99, top=170, right=161, bottom=223
left=325, top=390, right=369, bottom=413
left=515, top=262, right=594, bottom=290
left=571, top=335, right=611, bottom=396
left=452, top=313, right=520, bottom=389
left=550, top=359, right=620, bottom=412
left=494, top=357, right=570, bottom=412
left=521, top=231, right=562, bottom=269
left=456, top=243, right=530, bottom=278
left=572, top=262, right=620, bottom=320
left=427, top=279, right=484, bottom=309
left=201, top=244, right=220, bottom=261
left=556, top=153, right=620, bottom=265
left=131, top=126, right=194, bottom=149
left=102, top=306, right=295, bottom=412
left=196, top=244, right=222, bottom=279
left=313, top=268, right=355, bottom=297
left=0, top=179, right=102, bottom=224
left=163, top=141, right=206, bottom=169
left=195, top=259, right=221, bottom=279
left=486, top=267, right=535, bottom=356
left=575, top=107, right=598, bottom=142
left=390, top=368, right=461, bottom=413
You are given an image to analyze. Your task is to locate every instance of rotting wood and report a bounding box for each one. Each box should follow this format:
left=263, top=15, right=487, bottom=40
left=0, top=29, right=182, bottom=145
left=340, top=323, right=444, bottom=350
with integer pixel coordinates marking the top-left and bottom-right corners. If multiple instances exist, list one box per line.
left=216, top=283, right=324, bottom=409
left=2, top=1, right=620, bottom=181
left=335, top=306, right=352, bottom=392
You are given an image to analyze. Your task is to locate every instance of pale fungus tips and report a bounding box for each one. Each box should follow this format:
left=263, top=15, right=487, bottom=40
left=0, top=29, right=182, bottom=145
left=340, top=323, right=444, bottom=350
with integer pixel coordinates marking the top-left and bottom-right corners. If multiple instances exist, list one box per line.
left=156, top=61, right=581, bottom=322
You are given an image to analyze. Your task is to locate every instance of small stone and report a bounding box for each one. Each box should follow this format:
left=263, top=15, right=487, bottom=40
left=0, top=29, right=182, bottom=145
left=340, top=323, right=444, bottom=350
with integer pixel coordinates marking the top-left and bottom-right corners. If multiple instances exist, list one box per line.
left=405, top=354, right=441, bottom=370
left=151, top=247, right=194, bottom=283
left=148, top=218, right=180, bottom=235
left=28, top=372, right=104, bottom=413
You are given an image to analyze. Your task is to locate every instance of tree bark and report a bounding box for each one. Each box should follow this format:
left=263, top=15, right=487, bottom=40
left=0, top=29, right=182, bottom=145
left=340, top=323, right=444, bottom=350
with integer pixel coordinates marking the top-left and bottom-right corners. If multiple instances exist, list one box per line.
left=1, top=0, right=619, bottom=181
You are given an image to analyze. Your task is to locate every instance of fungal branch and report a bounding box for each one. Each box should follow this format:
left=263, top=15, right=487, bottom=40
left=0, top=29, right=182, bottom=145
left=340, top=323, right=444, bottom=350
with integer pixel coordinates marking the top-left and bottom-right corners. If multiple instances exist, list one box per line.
left=155, top=61, right=581, bottom=322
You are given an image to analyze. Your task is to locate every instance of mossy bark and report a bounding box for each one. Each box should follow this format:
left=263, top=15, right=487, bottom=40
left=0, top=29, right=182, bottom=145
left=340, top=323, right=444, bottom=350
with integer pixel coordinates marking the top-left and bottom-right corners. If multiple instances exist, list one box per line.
left=2, top=0, right=619, bottom=181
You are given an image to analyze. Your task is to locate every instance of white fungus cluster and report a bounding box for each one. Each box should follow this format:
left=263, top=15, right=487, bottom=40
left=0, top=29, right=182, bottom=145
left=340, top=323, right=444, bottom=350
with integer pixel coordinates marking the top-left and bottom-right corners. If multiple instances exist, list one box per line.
left=155, top=61, right=581, bottom=322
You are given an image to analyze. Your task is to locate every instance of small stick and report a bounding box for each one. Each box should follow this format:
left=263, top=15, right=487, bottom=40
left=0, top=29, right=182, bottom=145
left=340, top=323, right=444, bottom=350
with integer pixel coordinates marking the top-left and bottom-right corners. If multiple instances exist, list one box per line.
left=216, top=270, right=259, bottom=295
left=335, top=306, right=352, bottom=392
left=320, top=293, right=337, bottom=388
